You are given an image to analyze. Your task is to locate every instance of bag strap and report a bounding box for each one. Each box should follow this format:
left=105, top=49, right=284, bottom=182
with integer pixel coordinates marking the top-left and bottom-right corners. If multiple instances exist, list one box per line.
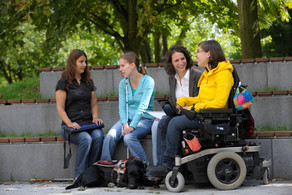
left=63, top=128, right=72, bottom=169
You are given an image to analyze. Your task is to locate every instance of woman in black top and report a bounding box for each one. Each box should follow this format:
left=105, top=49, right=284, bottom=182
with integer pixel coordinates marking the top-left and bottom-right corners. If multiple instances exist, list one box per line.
left=56, top=49, right=104, bottom=179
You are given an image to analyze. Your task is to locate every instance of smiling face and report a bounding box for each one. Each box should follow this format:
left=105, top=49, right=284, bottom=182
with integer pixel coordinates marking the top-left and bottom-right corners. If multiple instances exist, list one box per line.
left=195, top=46, right=210, bottom=68
left=171, top=52, right=187, bottom=75
left=75, top=55, right=87, bottom=76
left=119, top=58, right=135, bottom=78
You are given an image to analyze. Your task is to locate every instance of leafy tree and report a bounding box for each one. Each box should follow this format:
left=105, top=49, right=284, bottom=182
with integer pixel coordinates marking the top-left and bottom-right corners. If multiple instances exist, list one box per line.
left=0, top=0, right=26, bottom=83
left=237, top=0, right=291, bottom=59
left=13, top=0, right=238, bottom=63
left=261, top=7, right=292, bottom=57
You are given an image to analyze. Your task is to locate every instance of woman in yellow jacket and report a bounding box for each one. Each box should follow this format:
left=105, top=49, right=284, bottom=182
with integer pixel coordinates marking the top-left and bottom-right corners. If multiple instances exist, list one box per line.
left=149, top=40, right=234, bottom=177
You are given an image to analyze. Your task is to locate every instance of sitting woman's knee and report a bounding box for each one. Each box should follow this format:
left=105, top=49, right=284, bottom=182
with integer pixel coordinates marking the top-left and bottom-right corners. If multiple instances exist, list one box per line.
left=92, top=130, right=104, bottom=141
left=123, top=133, right=135, bottom=144
left=80, top=133, right=92, bottom=146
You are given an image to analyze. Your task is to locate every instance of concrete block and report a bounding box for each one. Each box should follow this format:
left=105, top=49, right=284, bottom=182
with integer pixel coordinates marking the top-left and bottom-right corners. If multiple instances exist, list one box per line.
left=0, top=139, right=153, bottom=181
left=146, top=67, right=169, bottom=94
left=1, top=96, right=291, bottom=135
left=112, top=69, right=123, bottom=95
left=272, top=139, right=292, bottom=178
left=0, top=142, right=76, bottom=181
left=0, top=103, right=61, bottom=135
left=250, top=96, right=292, bottom=129
left=267, top=61, right=292, bottom=90
left=39, top=62, right=292, bottom=97
left=40, top=71, right=62, bottom=98
left=91, top=69, right=120, bottom=96
left=98, top=101, right=119, bottom=130
left=2, top=137, right=291, bottom=181
left=235, top=63, right=268, bottom=91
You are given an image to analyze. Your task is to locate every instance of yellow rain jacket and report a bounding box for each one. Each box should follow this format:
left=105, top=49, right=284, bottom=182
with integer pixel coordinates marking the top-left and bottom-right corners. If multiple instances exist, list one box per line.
left=177, top=61, right=234, bottom=113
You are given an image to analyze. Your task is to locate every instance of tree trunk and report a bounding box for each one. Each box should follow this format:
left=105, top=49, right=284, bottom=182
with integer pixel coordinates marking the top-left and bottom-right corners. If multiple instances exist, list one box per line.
left=140, top=40, right=152, bottom=63
left=154, top=31, right=161, bottom=63
left=238, top=0, right=262, bottom=59
left=162, top=33, right=168, bottom=57
left=175, top=30, right=186, bottom=46
left=0, top=61, right=13, bottom=84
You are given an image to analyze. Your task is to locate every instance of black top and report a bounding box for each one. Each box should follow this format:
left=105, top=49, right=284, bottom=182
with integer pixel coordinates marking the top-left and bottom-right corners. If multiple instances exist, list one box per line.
left=56, top=78, right=96, bottom=126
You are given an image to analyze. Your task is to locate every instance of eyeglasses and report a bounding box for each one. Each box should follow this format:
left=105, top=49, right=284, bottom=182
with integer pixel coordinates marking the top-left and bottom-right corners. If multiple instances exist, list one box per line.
left=196, top=49, right=205, bottom=53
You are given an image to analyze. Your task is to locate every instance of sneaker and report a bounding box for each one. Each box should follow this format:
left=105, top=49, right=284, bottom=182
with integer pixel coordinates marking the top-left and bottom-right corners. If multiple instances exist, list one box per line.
left=149, top=165, right=170, bottom=177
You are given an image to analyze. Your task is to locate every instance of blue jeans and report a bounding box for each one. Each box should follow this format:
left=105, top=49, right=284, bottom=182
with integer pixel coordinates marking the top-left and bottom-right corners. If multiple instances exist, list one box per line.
left=61, top=125, right=104, bottom=178
left=158, top=115, right=200, bottom=169
left=101, top=118, right=153, bottom=163
left=151, top=119, right=160, bottom=166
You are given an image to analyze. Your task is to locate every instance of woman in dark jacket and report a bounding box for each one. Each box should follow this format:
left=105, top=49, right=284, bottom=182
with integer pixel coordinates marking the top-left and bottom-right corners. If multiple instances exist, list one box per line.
left=151, top=45, right=202, bottom=166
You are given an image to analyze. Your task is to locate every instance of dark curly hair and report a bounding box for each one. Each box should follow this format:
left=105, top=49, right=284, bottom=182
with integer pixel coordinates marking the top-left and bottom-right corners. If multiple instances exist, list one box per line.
left=61, top=49, right=93, bottom=89
left=198, top=40, right=226, bottom=70
left=164, top=45, right=194, bottom=75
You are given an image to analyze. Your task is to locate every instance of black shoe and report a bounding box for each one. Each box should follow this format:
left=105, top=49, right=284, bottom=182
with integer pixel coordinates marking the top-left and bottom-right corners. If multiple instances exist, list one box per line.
left=149, top=165, right=170, bottom=177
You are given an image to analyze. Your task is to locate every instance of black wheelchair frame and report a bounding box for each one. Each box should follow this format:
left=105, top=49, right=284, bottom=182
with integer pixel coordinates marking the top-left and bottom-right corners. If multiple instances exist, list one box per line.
left=165, top=67, right=272, bottom=192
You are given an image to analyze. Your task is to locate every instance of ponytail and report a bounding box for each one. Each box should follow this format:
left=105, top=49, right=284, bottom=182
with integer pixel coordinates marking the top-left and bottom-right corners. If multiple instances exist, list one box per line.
left=138, top=64, right=147, bottom=75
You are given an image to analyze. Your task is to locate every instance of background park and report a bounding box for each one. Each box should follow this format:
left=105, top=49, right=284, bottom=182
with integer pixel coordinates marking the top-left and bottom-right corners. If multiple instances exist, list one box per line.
left=1, top=0, right=292, bottom=135
left=0, top=0, right=292, bottom=190
left=1, top=1, right=292, bottom=87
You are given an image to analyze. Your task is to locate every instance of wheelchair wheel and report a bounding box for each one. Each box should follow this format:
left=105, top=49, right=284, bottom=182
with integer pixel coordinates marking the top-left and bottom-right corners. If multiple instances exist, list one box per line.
left=207, top=152, right=246, bottom=190
left=165, top=171, right=185, bottom=192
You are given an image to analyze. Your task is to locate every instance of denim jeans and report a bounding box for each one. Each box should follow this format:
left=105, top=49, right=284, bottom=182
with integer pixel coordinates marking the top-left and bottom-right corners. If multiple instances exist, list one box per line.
left=61, top=125, right=104, bottom=178
left=159, top=115, right=200, bottom=169
left=156, top=115, right=171, bottom=165
left=101, top=118, right=153, bottom=163
left=151, top=119, right=160, bottom=166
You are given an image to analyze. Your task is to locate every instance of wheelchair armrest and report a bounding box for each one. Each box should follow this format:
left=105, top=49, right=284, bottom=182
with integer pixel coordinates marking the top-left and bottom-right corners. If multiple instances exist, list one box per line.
left=199, top=108, right=233, bottom=114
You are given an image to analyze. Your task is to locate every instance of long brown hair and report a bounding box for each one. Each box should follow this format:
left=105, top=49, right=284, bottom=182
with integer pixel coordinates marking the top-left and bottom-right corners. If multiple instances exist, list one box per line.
left=198, top=40, right=226, bottom=70
left=61, top=49, right=93, bottom=89
left=119, top=51, right=147, bottom=75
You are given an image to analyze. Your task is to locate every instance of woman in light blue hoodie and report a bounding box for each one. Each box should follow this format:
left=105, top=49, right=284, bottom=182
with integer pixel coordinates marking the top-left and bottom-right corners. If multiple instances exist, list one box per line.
left=100, top=51, right=155, bottom=163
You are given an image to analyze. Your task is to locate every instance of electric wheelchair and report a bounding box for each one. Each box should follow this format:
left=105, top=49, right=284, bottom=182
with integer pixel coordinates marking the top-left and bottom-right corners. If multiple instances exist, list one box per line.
left=164, top=67, right=271, bottom=192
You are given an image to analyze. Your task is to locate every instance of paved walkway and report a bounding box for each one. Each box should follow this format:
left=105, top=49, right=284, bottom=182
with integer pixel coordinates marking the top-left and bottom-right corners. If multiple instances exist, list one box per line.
left=1, top=179, right=292, bottom=195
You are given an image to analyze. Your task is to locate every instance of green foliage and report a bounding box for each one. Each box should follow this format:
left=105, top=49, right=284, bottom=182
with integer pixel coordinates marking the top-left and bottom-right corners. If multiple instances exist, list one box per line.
left=166, top=16, right=241, bottom=60
left=256, top=125, right=291, bottom=131
left=0, top=130, right=61, bottom=137
left=0, top=76, right=41, bottom=99
left=261, top=8, right=292, bottom=57
left=1, top=0, right=291, bottom=86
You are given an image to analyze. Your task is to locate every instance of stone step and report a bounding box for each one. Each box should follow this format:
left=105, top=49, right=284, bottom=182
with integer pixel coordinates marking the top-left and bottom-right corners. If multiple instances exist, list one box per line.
left=0, top=95, right=291, bottom=135
left=39, top=60, right=292, bottom=98
left=1, top=132, right=292, bottom=181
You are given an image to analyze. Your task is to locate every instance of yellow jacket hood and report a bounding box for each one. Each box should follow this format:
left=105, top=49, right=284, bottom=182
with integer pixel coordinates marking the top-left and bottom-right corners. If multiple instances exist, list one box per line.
left=177, top=61, right=234, bottom=112
left=197, top=61, right=234, bottom=87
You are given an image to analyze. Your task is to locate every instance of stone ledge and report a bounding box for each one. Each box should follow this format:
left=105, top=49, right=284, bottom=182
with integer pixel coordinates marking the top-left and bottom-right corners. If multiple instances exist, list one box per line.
left=38, top=57, right=292, bottom=72
left=1, top=136, right=292, bottom=181
left=0, top=92, right=291, bottom=105
left=253, top=131, right=292, bottom=137
left=0, top=132, right=290, bottom=144
left=0, top=136, right=64, bottom=143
